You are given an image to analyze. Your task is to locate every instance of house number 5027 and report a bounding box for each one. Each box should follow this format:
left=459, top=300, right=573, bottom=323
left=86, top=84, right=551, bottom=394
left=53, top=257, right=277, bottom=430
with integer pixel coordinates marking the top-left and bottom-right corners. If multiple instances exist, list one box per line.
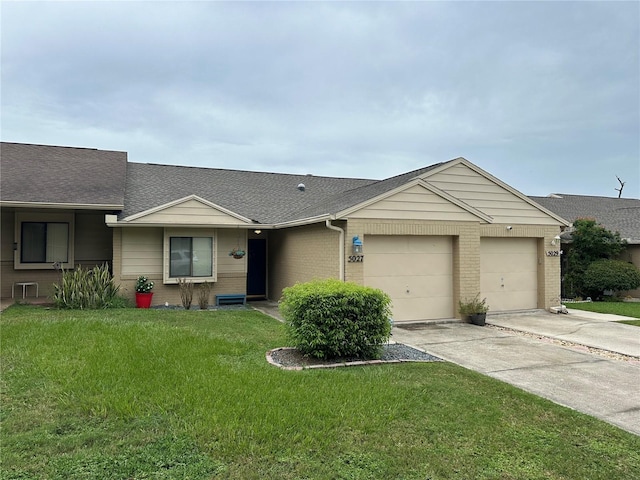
left=348, top=255, right=364, bottom=263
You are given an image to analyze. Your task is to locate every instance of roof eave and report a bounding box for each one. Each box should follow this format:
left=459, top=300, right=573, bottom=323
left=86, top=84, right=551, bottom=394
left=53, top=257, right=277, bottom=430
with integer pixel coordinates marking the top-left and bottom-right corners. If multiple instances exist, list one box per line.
left=1, top=201, right=124, bottom=211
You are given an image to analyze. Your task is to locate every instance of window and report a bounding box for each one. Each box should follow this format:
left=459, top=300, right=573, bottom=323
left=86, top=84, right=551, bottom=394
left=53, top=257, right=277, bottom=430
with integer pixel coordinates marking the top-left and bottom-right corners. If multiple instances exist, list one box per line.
left=163, top=229, right=217, bottom=283
left=169, top=237, right=213, bottom=277
left=15, top=213, right=75, bottom=270
left=21, top=222, right=69, bottom=263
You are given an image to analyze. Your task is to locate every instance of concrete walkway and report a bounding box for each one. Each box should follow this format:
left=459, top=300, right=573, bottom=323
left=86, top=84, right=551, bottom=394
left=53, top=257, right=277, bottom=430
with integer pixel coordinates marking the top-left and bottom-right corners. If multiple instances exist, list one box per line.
left=392, top=310, right=640, bottom=436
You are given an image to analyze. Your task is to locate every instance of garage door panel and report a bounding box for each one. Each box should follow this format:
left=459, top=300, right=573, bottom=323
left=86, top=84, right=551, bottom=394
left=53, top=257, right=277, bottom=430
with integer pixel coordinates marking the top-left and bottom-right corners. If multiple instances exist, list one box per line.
left=480, top=254, right=537, bottom=273
left=482, top=252, right=538, bottom=273
left=481, top=237, right=533, bottom=254
left=366, top=236, right=451, bottom=254
left=480, top=238, right=538, bottom=312
left=366, top=254, right=452, bottom=275
left=391, top=297, right=453, bottom=322
left=368, top=275, right=452, bottom=298
left=364, top=235, right=453, bottom=321
left=481, top=271, right=537, bottom=291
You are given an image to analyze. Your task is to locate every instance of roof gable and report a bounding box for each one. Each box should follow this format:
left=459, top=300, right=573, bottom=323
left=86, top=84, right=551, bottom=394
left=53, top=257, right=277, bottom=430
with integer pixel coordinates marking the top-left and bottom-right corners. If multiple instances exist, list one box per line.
left=120, top=195, right=253, bottom=226
left=422, top=159, right=569, bottom=226
left=338, top=179, right=492, bottom=222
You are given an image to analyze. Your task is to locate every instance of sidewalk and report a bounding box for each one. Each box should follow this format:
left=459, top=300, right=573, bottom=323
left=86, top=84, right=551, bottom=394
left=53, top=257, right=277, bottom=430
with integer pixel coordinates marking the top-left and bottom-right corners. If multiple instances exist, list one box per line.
left=487, top=310, right=640, bottom=357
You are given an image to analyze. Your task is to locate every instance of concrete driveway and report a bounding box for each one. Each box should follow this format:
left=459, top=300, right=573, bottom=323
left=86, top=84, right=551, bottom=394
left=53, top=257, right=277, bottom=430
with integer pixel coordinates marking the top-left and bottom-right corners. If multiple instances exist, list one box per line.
left=392, top=310, right=640, bottom=436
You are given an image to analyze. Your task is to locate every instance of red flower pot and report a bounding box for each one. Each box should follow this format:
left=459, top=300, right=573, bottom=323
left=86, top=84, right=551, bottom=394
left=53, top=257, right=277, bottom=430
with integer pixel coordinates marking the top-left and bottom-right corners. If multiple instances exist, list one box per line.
left=135, top=292, right=153, bottom=308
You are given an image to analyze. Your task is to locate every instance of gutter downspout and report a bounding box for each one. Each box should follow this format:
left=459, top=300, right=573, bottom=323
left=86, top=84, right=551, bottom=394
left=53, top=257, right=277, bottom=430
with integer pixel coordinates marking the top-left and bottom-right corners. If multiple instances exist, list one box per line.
left=325, top=219, right=345, bottom=281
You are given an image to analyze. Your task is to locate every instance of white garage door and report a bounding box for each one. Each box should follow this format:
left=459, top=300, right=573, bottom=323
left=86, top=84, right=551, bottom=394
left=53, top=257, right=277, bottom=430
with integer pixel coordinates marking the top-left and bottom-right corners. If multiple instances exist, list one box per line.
left=364, top=235, right=453, bottom=322
left=480, top=238, right=538, bottom=312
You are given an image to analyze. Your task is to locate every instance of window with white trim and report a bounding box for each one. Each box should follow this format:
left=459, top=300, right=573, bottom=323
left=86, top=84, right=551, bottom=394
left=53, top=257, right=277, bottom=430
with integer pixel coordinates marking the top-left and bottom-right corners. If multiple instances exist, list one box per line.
left=15, top=213, right=75, bottom=270
left=163, top=229, right=216, bottom=283
left=170, top=237, right=213, bottom=277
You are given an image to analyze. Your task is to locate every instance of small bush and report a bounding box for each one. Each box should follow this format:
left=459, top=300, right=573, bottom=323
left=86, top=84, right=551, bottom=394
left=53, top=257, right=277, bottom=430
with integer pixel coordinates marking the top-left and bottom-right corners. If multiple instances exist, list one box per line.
left=178, top=278, right=194, bottom=310
left=280, top=279, right=392, bottom=360
left=52, top=264, right=120, bottom=309
left=583, top=259, right=640, bottom=296
left=458, top=293, right=489, bottom=315
left=198, top=282, right=212, bottom=309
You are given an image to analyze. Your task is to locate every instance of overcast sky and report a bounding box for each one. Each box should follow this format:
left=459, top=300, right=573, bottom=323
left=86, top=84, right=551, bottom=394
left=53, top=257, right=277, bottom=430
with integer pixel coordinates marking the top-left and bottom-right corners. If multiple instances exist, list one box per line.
left=2, top=1, right=639, bottom=198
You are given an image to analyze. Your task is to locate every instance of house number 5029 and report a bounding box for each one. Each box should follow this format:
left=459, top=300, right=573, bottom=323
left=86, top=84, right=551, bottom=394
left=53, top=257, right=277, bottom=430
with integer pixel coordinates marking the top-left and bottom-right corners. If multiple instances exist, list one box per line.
left=348, top=255, right=364, bottom=263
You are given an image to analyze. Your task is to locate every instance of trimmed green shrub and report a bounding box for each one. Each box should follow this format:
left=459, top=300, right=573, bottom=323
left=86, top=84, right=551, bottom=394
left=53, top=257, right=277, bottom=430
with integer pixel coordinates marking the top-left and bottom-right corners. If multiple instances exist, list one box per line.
left=582, top=259, right=640, bottom=297
left=280, top=279, right=392, bottom=360
left=52, top=264, right=120, bottom=309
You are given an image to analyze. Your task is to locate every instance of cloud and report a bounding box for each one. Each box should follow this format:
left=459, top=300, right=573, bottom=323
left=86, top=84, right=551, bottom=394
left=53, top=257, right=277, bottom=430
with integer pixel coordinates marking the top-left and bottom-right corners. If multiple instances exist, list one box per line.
left=1, top=1, right=638, bottom=196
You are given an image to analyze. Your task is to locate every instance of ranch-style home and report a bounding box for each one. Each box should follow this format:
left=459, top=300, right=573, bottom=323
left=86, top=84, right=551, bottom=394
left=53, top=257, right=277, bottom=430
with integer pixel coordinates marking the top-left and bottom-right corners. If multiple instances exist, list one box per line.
left=1, top=142, right=570, bottom=321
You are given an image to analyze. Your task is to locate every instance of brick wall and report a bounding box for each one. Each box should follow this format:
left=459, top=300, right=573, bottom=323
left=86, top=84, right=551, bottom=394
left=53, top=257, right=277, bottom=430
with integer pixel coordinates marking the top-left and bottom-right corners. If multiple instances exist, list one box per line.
left=268, top=222, right=340, bottom=300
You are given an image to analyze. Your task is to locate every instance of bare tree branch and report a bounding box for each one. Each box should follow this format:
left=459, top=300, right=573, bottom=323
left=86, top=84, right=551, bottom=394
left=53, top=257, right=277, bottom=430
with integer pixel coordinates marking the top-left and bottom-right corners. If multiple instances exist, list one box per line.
left=615, top=175, right=625, bottom=198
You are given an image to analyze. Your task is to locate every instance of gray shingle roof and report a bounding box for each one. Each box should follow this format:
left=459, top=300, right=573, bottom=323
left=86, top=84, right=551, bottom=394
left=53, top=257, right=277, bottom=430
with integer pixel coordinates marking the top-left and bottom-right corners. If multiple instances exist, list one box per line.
left=530, top=194, right=640, bottom=243
left=0, top=142, right=127, bottom=208
left=121, top=163, right=377, bottom=223
left=287, top=162, right=446, bottom=220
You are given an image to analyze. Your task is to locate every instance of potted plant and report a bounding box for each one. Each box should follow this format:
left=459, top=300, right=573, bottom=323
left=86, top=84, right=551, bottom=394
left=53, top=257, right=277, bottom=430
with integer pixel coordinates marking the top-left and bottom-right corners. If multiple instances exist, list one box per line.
left=135, top=275, right=154, bottom=308
left=458, top=294, right=489, bottom=326
left=229, top=247, right=246, bottom=259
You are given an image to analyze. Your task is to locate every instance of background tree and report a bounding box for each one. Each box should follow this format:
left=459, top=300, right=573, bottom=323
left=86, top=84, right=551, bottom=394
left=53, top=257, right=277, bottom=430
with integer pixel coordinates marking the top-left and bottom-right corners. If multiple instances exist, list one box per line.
left=564, top=218, right=627, bottom=298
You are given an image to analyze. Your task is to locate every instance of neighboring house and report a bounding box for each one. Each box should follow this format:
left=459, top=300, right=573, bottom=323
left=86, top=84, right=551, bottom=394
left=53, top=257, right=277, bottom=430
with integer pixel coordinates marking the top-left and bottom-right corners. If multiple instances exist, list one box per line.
left=2, top=142, right=569, bottom=321
left=530, top=194, right=640, bottom=298
left=0, top=142, right=126, bottom=299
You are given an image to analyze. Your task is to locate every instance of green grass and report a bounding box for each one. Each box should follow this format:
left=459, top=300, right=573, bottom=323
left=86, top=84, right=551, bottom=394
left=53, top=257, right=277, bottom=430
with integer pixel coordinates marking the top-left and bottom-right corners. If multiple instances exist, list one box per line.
left=2, top=305, right=639, bottom=479
left=566, top=300, right=640, bottom=325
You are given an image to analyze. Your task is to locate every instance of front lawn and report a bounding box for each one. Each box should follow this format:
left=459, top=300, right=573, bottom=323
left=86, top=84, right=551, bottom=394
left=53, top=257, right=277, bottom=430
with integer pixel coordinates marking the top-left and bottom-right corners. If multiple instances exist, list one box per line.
left=566, top=301, right=640, bottom=325
left=2, top=305, right=639, bottom=479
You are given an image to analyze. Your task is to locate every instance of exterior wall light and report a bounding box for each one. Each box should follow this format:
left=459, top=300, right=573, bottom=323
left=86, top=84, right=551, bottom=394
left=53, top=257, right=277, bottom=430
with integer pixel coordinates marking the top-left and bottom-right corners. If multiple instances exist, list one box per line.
left=352, top=236, right=363, bottom=254
left=254, top=229, right=262, bottom=235
left=551, top=235, right=561, bottom=246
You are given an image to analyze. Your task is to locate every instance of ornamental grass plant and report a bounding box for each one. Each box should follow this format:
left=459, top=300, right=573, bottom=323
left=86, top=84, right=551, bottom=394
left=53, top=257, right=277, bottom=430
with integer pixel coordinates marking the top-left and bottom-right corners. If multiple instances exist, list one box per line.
left=52, top=264, right=120, bottom=309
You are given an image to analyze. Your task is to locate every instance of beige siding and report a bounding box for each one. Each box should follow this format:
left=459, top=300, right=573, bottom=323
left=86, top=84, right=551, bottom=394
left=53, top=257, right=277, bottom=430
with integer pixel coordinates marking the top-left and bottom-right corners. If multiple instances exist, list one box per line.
left=268, top=223, right=340, bottom=300
left=121, top=228, right=164, bottom=276
left=348, top=184, right=480, bottom=221
left=115, top=226, right=249, bottom=306
left=217, top=229, right=248, bottom=275
left=130, top=199, right=247, bottom=225
left=426, top=163, right=561, bottom=225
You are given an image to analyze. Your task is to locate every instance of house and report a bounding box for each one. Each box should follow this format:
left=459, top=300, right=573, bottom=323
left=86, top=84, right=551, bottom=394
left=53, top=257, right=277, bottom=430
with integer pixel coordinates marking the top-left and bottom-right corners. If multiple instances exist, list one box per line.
left=530, top=194, right=640, bottom=298
left=0, top=142, right=126, bottom=299
left=1, top=142, right=569, bottom=321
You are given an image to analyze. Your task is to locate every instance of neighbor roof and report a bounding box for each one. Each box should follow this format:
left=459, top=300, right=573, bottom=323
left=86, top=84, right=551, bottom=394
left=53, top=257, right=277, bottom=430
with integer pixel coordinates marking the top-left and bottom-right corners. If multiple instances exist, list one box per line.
left=530, top=194, right=640, bottom=243
left=0, top=142, right=128, bottom=209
